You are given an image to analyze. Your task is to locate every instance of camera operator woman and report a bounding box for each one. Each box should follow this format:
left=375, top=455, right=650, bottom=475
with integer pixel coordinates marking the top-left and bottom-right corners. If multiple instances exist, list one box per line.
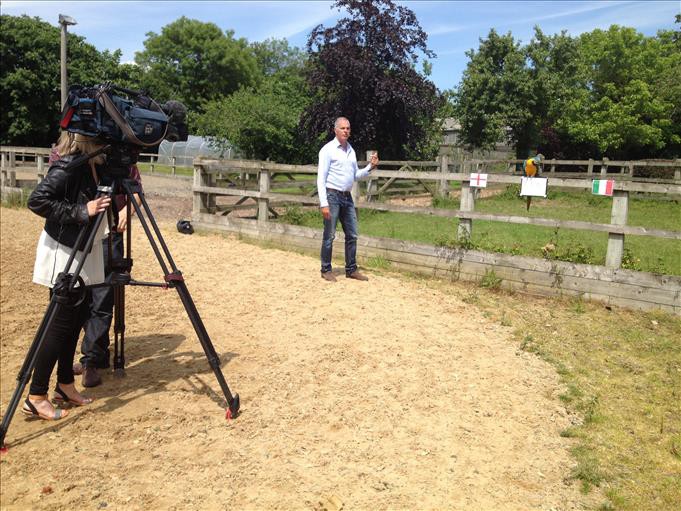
left=23, top=133, right=111, bottom=420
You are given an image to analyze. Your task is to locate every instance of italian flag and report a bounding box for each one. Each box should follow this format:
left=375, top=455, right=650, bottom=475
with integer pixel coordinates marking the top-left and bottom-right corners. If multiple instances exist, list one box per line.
left=592, top=179, right=614, bottom=196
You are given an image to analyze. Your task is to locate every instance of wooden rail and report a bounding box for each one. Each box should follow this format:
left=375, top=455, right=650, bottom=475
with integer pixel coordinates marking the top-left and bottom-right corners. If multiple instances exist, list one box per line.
left=192, top=158, right=681, bottom=269
left=138, top=153, right=192, bottom=176
left=0, top=147, right=190, bottom=181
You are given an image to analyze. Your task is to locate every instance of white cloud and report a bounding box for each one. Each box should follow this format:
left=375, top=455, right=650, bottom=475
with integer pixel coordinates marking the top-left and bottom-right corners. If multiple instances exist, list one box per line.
left=427, top=23, right=468, bottom=36
left=514, top=0, right=634, bottom=25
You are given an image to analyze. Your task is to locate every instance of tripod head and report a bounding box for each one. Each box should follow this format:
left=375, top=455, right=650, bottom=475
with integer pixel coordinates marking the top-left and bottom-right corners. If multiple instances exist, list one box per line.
left=63, top=144, right=140, bottom=180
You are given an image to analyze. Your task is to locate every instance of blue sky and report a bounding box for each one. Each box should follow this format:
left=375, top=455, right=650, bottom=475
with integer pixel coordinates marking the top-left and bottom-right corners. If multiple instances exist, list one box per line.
left=3, top=1, right=678, bottom=91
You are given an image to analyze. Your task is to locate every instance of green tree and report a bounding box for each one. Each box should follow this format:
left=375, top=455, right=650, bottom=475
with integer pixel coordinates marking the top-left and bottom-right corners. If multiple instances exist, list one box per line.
left=134, top=17, right=259, bottom=112
left=453, top=29, right=536, bottom=158
left=525, top=28, right=580, bottom=158
left=251, top=38, right=306, bottom=78
left=194, top=39, right=312, bottom=163
left=0, top=15, right=133, bottom=147
left=557, top=25, right=680, bottom=158
left=300, top=0, right=443, bottom=159
left=195, top=77, right=311, bottom=163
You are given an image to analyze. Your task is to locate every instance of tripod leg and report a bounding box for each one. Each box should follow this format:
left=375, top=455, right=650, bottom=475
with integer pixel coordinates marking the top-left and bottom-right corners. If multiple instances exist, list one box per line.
left=112, top=284, right=126, bottom=377
left=0, top=299, right=63, bottom=449
left=171, top=279, right=240, bottom=418
left=121, top=182, right=240, bottom=418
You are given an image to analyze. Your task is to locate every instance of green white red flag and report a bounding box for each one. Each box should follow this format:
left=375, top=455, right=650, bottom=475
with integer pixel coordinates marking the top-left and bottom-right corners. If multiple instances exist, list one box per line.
left=592, top=179, right=614, bottom=196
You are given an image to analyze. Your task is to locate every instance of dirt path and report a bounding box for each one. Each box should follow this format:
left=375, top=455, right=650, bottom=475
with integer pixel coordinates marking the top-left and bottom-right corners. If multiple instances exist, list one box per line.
left=1, top=203, right=596, bottom=510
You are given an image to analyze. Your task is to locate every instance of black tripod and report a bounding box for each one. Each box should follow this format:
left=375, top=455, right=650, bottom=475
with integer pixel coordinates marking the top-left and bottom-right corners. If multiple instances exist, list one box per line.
left=0, top=158, right=240, bottom=450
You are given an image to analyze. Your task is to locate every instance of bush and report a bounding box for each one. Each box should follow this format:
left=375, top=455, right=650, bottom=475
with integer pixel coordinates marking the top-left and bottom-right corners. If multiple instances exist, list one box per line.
left=479, top=269, right=502, bottom=289
left=280, top=205, right=315, bottom=225
left=497, top=184, right=521, bottom=201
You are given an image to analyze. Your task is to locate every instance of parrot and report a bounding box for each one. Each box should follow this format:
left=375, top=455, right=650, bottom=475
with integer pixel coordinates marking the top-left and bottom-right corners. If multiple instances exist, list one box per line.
left=522, top=153, right=544, bottom=211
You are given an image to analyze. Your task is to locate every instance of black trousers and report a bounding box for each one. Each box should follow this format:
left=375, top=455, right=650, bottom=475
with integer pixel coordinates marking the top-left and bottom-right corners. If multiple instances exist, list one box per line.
left=29, top=289, right=90, bottom=395
left=80, top=233, right=123, bottom=368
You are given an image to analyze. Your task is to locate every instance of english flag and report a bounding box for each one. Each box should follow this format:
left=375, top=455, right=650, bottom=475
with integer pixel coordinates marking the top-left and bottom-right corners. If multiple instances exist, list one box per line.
left=470, top=173, right=488, bottom=188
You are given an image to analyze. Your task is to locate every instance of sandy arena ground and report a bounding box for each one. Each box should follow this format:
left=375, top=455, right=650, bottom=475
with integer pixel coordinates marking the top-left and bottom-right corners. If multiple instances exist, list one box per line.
left=1, top=180, right=597, bottom=509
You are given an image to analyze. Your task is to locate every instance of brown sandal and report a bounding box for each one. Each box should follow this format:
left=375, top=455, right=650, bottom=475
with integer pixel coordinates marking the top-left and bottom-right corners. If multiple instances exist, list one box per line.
left=52, top=385, right=94, bottom=407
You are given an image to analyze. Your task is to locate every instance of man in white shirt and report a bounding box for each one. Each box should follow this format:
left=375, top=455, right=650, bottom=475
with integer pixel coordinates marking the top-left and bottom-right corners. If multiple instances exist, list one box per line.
left=317, top=117, right=379, bottom=282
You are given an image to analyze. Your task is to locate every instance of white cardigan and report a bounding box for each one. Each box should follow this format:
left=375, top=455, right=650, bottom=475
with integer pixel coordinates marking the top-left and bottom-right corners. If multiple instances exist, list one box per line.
left=33, top=221, right=107, bottom=288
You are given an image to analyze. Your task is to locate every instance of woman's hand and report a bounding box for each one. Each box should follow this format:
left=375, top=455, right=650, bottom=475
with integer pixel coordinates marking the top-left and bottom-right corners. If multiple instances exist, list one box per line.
left=86, top=196, right=111, bottom=217
left=116, top=207, right=128, bottom=232
left=116, top=194, right=140, bottom=232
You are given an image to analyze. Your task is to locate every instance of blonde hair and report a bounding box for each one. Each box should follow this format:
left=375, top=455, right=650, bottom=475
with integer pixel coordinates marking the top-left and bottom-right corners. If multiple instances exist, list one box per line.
left=60, top=133, right=106, bottom=164
left=54, top=131, right=74, bottom=156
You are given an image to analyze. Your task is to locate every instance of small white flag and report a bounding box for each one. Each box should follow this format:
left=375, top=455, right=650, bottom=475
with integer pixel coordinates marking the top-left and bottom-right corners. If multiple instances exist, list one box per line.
left=520, top=177, right=548, bottom=197
left=592, top=179, right=614, bottom=196
left=470, top=173, right=488, bottom=188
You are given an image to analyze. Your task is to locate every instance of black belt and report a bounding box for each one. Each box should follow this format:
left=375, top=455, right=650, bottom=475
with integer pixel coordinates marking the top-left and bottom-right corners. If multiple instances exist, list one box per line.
left=326, top=188, right=352, bottom=197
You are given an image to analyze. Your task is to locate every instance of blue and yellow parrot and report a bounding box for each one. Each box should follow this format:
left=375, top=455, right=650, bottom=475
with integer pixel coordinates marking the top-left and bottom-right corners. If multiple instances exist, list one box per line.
left=522, top=154, right=544, bottom=210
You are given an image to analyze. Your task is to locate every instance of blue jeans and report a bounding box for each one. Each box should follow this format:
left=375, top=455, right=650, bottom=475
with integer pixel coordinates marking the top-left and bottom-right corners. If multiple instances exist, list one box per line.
left=321, top=189, right=358, bottom=275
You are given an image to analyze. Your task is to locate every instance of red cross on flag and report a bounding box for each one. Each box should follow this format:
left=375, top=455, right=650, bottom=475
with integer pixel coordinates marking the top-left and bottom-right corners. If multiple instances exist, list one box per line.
left=470, top=173, right=488, bottom=188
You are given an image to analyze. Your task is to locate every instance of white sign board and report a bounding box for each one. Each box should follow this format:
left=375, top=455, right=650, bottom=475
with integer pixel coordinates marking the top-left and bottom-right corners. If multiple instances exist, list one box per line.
left=520, top=177, right=548, bottom=198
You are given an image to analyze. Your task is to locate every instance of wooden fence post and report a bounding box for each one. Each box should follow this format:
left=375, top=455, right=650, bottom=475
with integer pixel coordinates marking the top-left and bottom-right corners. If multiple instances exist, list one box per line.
left=1, top=151, right=6, bottom=170
left=587, top=158, right=594, bottom=175
left=351, top=180, right=360, bottom=207
left=258, top=166, right=270, bottom=224
left=457, top=179, right=475, bottom=241
left=37, top=155, right=45, bottom=181
left=674, top=159, right=680, bottom=180
left=171, top=156, right=177, bottom=176
left=600, top=157, right=609, bottom=176
left=150, top=155, right=155, bottom=173
left=365, top=150, right=376, bottom=202
left=5, top=151, right=17, bottom=187
left=605, top=190, right=629, bottom=269
left=193, top=163, right=215, bottom=214
left=437, top=154, right=449, bottom=198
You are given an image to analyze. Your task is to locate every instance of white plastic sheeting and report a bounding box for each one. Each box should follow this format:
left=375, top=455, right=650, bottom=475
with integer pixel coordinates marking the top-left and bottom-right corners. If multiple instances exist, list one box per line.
left=157, top=135, right=234, bottom=166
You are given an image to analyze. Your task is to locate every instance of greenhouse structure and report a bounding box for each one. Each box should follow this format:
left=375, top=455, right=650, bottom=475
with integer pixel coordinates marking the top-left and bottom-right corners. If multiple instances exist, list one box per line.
left=157, top=136, right=234, bottom=167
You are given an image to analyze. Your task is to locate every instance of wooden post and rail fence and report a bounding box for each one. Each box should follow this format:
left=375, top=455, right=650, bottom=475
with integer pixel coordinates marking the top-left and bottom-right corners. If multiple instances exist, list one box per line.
left=191, top=155, right=681, bottom=314
left=0, top=146, right=184, bottom=184
left=2, top=146, right=680, bottom=313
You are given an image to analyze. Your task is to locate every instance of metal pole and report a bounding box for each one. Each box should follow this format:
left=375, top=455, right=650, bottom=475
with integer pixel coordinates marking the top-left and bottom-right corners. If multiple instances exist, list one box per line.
left=58, top=15, right=77, bottom=108
left=60, top=23, right=67, bottom=107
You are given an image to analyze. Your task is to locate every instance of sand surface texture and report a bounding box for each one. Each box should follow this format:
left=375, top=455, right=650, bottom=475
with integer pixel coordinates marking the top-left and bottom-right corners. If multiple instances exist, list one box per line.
left=1, top=200, right=593, bottom=510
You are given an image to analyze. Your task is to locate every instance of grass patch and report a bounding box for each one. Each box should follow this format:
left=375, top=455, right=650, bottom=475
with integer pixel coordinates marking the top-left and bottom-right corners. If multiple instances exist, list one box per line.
left=273, top=186, right=680, bottom=275
left=279, top=205, right=318, bottom=226
left=479, top=268, right=502, bottom=289
left=453, top=289, right=681, bottom=510
left=366, top=254, right=391, bottom=270
left=1, top=188, right=31, bottom=208
left=138, top=162, right=193, bottom=177
left=571, top=444, right=605, bottom=493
